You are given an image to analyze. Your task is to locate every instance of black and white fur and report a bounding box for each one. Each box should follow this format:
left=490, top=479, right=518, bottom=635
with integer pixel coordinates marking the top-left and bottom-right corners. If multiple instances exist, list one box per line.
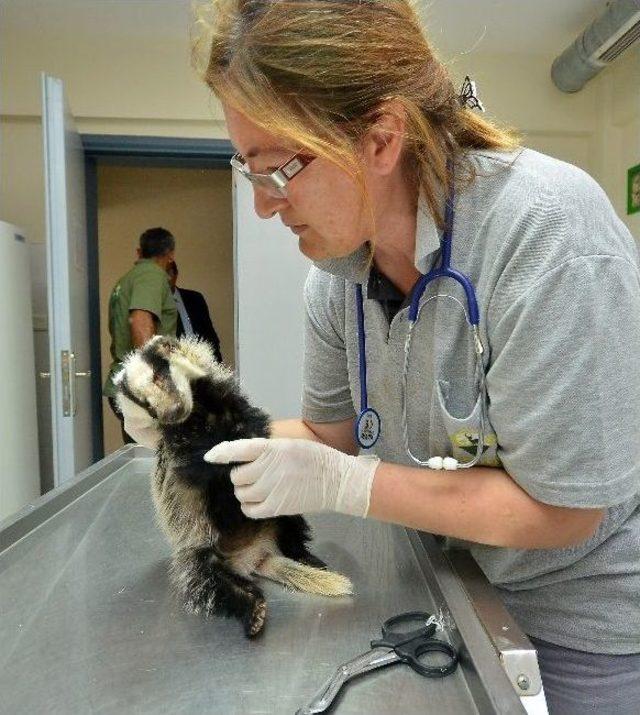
left=114, top=335, right=352, bottom=638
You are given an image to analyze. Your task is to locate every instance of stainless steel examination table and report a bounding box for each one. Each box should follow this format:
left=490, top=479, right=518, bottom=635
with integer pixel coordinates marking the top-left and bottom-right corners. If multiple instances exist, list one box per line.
left=0, top=446, right=547, bottom=714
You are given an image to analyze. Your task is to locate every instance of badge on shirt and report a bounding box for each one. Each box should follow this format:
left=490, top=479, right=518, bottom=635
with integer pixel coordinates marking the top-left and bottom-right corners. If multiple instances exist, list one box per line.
left=356, top=408, right=381, bottom=449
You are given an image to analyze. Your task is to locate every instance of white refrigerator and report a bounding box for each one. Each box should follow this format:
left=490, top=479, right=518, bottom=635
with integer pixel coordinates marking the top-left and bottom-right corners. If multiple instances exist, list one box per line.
left=0, top=220, right=40, bottom=521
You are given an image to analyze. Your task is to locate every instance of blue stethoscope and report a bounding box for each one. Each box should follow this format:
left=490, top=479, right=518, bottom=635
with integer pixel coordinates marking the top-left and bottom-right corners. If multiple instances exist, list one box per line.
left=354, top=182, right=488, bottom=470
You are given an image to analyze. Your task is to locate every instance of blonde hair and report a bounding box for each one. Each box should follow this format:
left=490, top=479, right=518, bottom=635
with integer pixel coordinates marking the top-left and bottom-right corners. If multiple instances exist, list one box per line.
left=193, top=0, right=519, bottom=227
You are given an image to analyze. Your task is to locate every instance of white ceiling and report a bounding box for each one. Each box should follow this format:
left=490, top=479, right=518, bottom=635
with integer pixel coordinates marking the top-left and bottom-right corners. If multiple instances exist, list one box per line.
left=422, top=0, right=606, bottom=56
left=3, top=0, right=609, bottom=57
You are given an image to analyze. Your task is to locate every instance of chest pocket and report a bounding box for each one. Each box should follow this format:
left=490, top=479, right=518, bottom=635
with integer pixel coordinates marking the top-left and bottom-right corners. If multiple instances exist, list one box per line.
left=437, top=378, right=477, bottom=420
left=436, top=379, right=500, bottom=467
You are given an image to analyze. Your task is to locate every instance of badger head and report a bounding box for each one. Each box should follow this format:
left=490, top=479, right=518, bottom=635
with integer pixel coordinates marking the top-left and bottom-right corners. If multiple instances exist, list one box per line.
left=114, top=336, right=221, bottom=425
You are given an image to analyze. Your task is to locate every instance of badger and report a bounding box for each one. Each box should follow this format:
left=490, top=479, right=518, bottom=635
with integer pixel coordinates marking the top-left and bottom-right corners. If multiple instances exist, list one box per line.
left=114, top=335, right=352, bottom=638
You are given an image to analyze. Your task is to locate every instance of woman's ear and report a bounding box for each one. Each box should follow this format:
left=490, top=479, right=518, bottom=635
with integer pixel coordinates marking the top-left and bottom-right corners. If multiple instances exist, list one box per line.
left=361, top=100, right=407, bottom=177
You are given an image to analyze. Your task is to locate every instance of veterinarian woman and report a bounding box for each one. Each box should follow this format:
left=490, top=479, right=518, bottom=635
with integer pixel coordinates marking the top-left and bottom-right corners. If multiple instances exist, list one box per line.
left=127, top=1, right=640, bottom=711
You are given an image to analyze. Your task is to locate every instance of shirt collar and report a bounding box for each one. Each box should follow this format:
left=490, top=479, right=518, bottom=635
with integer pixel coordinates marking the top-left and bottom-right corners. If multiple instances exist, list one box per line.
left=313, top=193, right=441, bottom=282
left=135, top=258, right=164, bottom=272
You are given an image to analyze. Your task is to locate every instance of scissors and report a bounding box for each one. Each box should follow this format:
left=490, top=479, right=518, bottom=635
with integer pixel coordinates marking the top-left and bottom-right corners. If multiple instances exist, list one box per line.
left=296, top=611, right=459, bottom=714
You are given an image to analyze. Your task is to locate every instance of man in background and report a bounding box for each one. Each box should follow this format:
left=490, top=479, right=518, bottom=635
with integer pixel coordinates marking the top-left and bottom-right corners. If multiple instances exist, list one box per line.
left=103, top=227, right=178, bottom=443
left=167, top=261, right=223, bottom=362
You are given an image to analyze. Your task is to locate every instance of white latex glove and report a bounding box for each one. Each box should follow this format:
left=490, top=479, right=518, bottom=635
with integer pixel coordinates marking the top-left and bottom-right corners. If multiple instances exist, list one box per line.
left=204, top=438, right=381, bottom=519
left=118, top=398, right=161, bottom=450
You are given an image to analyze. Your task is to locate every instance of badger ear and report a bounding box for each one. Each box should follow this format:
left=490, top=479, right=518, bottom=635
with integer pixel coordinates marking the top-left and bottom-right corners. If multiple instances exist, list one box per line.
left=171, top=353, right=207, bottom=381
left=112, top=368, right=125, bottom=386
left=176, top=336, right=216, bottom=372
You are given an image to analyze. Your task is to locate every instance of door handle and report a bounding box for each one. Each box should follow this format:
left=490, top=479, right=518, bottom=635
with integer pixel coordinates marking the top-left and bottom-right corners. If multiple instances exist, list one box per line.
left=62, top=351, right=73, bottom=416
left=50, top=355, right=90, bottom=415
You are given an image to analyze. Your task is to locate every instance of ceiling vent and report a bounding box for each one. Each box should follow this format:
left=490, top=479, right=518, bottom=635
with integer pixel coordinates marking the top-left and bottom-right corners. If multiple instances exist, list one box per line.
left=551, top=0, right=640, bottom=92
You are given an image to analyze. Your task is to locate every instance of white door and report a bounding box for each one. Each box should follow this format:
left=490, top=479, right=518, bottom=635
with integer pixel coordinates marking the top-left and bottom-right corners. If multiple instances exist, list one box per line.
left=42, top=74, right=93, bottom=486
left=233, top=172, right=310, bottom=419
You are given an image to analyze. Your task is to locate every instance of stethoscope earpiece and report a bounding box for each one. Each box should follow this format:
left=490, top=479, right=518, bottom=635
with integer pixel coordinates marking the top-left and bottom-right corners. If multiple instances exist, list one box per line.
left=426, top=457, right=459, bottom=471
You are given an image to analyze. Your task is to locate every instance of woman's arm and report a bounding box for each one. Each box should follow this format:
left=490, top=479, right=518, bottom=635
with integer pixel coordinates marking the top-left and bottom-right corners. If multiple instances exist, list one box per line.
left=369, top=461, right=605, bottom=549
left=212, top=421, right=604, bottom=549
left=270, top=417, right=359, bottom=455
left=268, top=420, right=604, bottom=548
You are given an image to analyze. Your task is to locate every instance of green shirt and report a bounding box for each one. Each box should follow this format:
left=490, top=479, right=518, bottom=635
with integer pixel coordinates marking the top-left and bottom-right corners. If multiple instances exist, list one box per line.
left=103, top=259, right=177, bottom=397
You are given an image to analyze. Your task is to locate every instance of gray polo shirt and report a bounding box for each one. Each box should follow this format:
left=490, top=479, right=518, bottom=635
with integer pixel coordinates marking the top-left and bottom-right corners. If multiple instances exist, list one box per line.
left=301, top=148, right=640, bottom=654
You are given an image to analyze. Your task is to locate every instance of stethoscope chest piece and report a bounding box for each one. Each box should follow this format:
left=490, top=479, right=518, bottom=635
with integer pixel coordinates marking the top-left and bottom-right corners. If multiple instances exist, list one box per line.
left=355, top=407, right=381, bottom=449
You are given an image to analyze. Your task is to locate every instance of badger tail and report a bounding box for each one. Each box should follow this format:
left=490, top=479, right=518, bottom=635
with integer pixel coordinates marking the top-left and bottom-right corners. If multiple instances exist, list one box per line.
left=256, top=555, right=353, bottom=596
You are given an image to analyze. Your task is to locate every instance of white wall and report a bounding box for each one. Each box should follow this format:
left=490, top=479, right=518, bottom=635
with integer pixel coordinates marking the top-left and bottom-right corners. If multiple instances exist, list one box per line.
left=592, top=44, right=640, bottom=238
left=446, top=47, right=640, bottom=241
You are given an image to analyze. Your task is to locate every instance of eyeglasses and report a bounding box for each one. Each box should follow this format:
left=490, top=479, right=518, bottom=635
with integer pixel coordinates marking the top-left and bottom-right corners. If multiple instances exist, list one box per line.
left=229, top=150, right=315, bottom=198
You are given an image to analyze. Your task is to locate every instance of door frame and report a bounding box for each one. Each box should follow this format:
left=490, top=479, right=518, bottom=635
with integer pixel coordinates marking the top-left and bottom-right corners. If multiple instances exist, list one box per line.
left=82, top=135, right=234, bottom=459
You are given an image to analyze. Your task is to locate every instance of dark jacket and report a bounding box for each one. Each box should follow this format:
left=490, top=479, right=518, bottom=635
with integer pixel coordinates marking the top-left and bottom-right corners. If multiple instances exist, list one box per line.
left=175, top=288, right=223, bottom=362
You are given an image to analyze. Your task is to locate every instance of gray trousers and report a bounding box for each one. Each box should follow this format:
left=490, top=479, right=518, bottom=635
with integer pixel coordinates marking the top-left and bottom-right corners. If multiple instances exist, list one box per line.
left=530, top=636, right=640, bottom=715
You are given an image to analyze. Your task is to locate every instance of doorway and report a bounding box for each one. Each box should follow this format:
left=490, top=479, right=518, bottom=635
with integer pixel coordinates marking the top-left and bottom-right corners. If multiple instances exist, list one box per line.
left=83, top=135, right=234, bottom=457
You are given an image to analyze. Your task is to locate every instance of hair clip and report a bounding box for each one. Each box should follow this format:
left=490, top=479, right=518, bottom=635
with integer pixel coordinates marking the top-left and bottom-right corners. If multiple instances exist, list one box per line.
left=459, top=76, right=485, bottom=112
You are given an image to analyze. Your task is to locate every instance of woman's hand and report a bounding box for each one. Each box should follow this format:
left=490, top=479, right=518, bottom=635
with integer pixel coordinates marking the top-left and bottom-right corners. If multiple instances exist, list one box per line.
left=204, top=438, right=380, bottom=519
